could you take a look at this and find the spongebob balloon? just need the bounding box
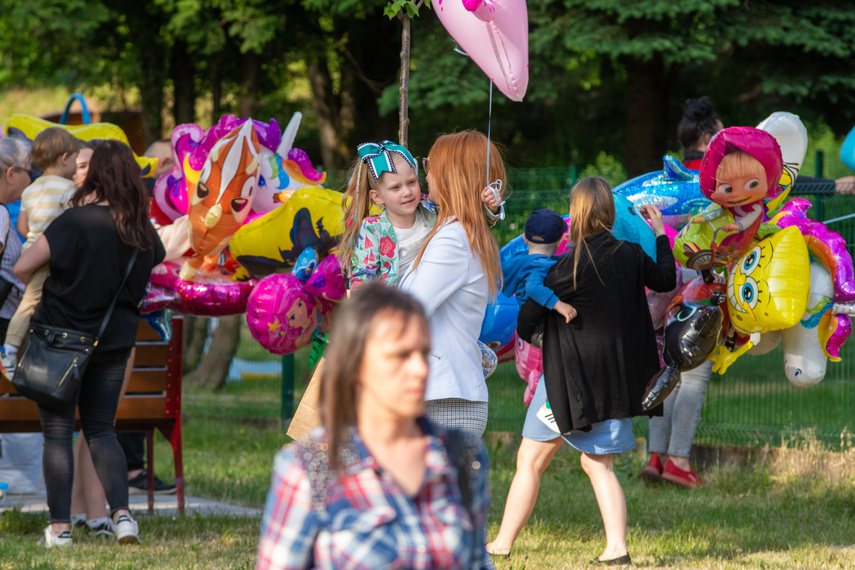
[727,226,810,335]
[181,121,261,281]
[710,226,811,373]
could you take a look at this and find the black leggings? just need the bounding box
[37,348,132,523]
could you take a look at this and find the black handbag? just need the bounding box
[12,250,138,409]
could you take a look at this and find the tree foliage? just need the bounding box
[1,0,853,174]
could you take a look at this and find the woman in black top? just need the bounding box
[15,140,165,547]
[488,177,674,565]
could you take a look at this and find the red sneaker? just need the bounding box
[661,458,704,488]
[640,452,663,482]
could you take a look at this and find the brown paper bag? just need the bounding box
[286,358,324,440]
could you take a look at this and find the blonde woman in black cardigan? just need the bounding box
[488,177,675,566]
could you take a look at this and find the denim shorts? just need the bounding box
[522,375,636,455]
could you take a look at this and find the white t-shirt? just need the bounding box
[393,209,432,277]
[0,207,24,320]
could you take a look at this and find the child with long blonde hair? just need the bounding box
[338,140,501,289]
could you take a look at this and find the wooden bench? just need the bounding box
[0,317,185,515]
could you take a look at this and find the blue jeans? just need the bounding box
[647,361,713,458]
[37,348,132,523]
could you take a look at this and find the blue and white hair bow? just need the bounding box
[357,140,417,182]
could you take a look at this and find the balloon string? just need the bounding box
[486,79,493,187]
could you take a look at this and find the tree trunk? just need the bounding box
[182,316,210,375]
[184,315,242,390]
[623,54,669,178]
[117,0,168,146]
[172,39,196,125]
[238,51,260,118]
[137,52,166,145]
[211,63,223,124]
[398,12,412,147]
[307,55,345,170]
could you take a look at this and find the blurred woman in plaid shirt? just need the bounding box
[256,282,493,570]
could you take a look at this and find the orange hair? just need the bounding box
[414,130,504,298]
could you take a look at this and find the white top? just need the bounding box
[400,220,489,403]
[0,207,24,319]
[393,209,432,277]
[21,175,76,251]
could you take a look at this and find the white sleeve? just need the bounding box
[400,226,468,317]
[0,207,10,251]
[154,215,191,263]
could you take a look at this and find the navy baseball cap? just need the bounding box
[525,208,566,243]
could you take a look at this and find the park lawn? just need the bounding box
[2,417,855,568]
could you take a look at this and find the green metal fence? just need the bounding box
[182,168,855,448]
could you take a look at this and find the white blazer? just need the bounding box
[400,220,489,403]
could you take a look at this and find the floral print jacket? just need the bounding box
[350,196,438,288]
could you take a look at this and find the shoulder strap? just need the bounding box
[95,249,139,342]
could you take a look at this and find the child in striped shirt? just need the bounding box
[2,128,79,372]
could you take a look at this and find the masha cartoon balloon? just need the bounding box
[674,127,783,271]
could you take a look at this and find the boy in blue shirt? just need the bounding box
[502,208,576,322]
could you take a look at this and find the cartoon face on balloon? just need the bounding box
[710,159,768,209]
[246,273,332,355]
[181,121,262,281]
[191,121,260,229]
[727,226,810,335]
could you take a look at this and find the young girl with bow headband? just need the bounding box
[339,140,502,289]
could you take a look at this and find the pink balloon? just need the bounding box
[515,336,542,406]
[304,254,346,302]
[153,123,205,221]
[246,274,333,355]
[149,261,254,316]
[776,198,855,302]
[139,283,179,314]
[435,0,529,101]
[172,277,254,316]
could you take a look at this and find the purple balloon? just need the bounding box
[775,199,855,303]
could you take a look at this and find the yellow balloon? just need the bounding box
[229,186,346,281]
[727,226,810,335]
[4,114,158,177]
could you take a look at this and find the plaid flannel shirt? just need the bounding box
[256,419,490,570]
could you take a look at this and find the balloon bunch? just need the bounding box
[152,113,325,223]
[140,113,351,356]
[641,113,855,408]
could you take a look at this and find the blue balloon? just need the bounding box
[612,194,657,260]
[480,291,519,346]
[292,247,319,281]
[612,155,708,229]
[841,125,855,173]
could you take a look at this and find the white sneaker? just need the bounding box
[87,518,116,538]
[114,514,141,545]
[41,525,72,547]
[0,353,15,380]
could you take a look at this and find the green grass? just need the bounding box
[4,418,855,568]
[485,437,855,569]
